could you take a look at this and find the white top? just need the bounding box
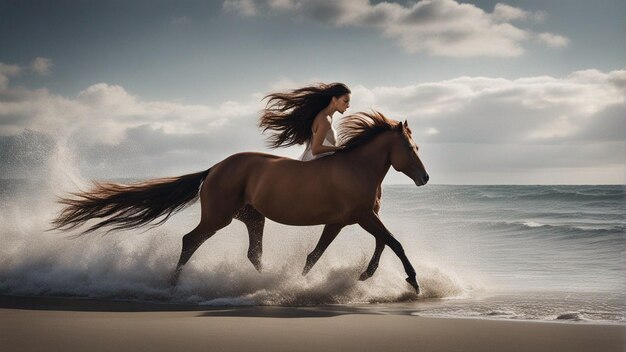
[299,125,337,161]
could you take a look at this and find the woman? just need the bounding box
[259,82,351,161]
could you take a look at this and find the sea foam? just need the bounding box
[0,138,475,305]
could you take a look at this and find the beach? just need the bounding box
[1,296,624,352]
[2,184,624,351]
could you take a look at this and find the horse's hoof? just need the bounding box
[406,277,420,294]
[169,272,180,287]
[358,272,370,281]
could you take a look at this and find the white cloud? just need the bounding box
[349,69,625,183]
[492,3,529,21]
[1,60,623,183]
[492,3,544,22]
[30,57,53,75]
[351,69,625,145]
[223,0,258,16]
[223,0,569,57]
[0,58,53,88]
[0,63,21,77]
[0,68,265,178]
[537,32,570,48]
[0,63,21,88]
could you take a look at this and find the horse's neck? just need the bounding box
[345,132,393,186]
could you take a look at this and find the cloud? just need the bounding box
[0,60,623,183]
[537,32,570,48]
[350,69,625,145]
[30,57,53,75]
[492,3,544,22]
[223,0,569,57]
[0,63,21,76]
[0,68,266,179]
[0,58,53,88]
[349,69,625,183]
[223,0,259,16]
[492,3,529,21]
[0,63,21,88]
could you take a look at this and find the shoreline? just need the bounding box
[1,295,624,352]
[1,294,624,324]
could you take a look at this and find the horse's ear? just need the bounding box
[396,120,408,133]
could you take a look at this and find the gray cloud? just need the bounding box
[223,0,569,57]
[30,57,53,75]
[0,63,21,89]
[574,103,626,142]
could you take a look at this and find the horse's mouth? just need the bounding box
[414,173,429,186]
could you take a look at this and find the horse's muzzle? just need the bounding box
[414,172,429,186]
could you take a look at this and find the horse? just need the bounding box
[52,111,429,293]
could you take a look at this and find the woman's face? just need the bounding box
[334,94,351,114]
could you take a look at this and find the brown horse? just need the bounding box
[52,111,429,293]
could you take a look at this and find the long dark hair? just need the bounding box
[259,82,351,148]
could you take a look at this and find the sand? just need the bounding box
[1,295,624,352]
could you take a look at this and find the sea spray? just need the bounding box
[1,138,474,304]
[1,209,474,304]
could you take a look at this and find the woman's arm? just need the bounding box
[311,116,343,155]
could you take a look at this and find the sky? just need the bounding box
[0,0,624,184]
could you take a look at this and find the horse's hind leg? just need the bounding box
[359,238,384,281]
[234,204,265,272]
[302,223,344,276]
[359,184,385,281]
[170,198,240,286]
[169,222,216,286]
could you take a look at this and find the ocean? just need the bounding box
[0,179,624,323]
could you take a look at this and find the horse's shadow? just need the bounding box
[0,295,418,318]
[196,305,380,318]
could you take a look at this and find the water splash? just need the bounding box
[0,141,475,305]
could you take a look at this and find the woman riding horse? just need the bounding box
[52,110,429,293]
[260,82,386,279]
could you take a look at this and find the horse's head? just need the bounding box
[390,120,429,186]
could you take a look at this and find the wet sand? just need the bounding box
[0,295,624,352]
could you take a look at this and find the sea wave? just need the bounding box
[478,219,625,240]
[474,186,625,202]
[408,292,626,324]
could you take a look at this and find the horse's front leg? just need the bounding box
[302,223,344,276]
[357,212,419,294]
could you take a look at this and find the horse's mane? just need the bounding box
[338,110,399,150]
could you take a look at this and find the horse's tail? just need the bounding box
[51,168,212,235]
